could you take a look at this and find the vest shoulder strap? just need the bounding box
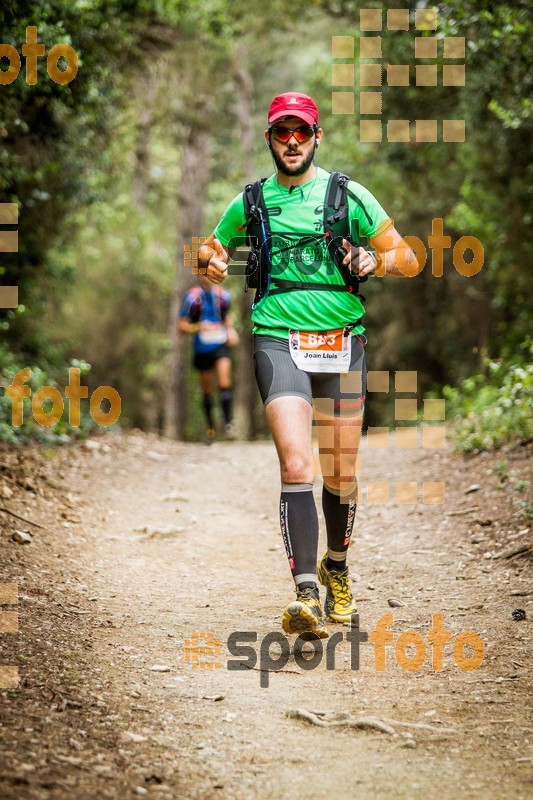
[323,172,364,293]
[242,172,374,301]
[243,179,270,300]
[243,179,269,242]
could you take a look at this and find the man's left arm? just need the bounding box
[342,223,419,279]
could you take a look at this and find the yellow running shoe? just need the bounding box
[281,587,329,639]
[317,553,357,623]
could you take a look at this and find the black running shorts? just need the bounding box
[193,344,231,372]
[253,334,367,417]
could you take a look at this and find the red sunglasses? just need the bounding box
[270,124,316,143]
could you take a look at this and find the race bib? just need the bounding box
[198,324,227,346]
[289,328,352,373]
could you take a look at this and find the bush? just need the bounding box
[444,340,533,452]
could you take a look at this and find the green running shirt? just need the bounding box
[214,167,390,340]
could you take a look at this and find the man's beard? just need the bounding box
[272,146,315,177]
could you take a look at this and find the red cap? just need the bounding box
[267,92,319,128]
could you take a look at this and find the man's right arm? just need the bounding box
[198,234,232,284]
[198,191,247,284]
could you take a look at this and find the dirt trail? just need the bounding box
[0,432,531,799]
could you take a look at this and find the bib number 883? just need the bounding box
[307,333,336,347]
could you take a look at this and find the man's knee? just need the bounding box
[280,454,313,484]
[324,477,358,500]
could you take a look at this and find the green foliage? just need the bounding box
[0,0,179,439]
[495,459,509,484]
[0,0,167,352]
[1,0,531,440]
[308,0,532,430]
[443,341,533,452]
[51,190,175,430]
[513,495,533,521]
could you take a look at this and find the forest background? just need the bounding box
[0,0,531,449]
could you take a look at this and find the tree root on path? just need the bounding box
[287,709,458,736]
[286,709,395,734]
[383,718,458,734]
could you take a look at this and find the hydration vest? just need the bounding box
[243,172,374,304]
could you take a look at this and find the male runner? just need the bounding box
[199,92,417,636]
[179,274,238,443]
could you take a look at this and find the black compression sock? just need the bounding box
[202,393,214,429]
[322,483,358,571]
[297,581,319,596]
[220,388,233,425]
[326,557,346,571]
[279,483,319,586]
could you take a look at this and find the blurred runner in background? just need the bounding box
[179,275,239,443]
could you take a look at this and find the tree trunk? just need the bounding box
[233,62,262,439]
[164,126,212,440]
[132,105,152,212]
